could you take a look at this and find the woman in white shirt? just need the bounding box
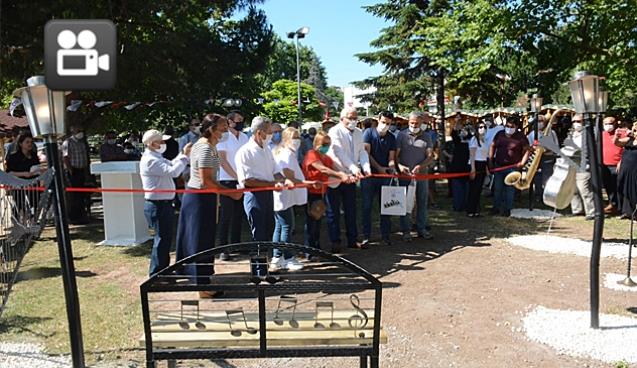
[270,127,310,272]
[467,122,490,217]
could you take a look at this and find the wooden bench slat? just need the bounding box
[141,328,388,348]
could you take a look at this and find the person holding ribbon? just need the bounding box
[361,111,397,246]
[139,129,191,277]
[396,111,435,241]
[175,114,241,298]
[216,110,249,261]
[326,107,371,252]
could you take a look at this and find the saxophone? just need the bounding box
[504,110,558,190]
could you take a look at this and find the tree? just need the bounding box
[262,79,322,123]
[260,36,328,93]
[0,0,274,132]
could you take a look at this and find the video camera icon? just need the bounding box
[56,29,109,76]
[45,20,116,90]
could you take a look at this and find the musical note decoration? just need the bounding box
[273,295,298,327]
[179,300,206,330]
[313,301,340,329]
[347,294,369,330]
[226,308,258,337]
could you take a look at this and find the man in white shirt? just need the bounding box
[326,107,372,251]
[140,129,191,276]
[216,111,249,260]
[235,116,294,242]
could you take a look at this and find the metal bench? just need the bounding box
[140,242,385,368]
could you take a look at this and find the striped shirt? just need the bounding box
[187,140,220,189]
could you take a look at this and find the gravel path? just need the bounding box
[0,342,70,368]
[604,272,637,292]
[523,306,637,364]
[510,208,561,220]
[507,234,630,259]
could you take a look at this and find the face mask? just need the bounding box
[478,127,486,134]
[505,127,516,135]
[389,125,397,132]
[421,124,429,131]
[347,120,357,130]
[538,123,545,130]
[604,124,614,133]
[408,126,420,134]
[460,130,468,138]
[291,138,302,151]
[219,132,229,142]
[272,131,282,144]
[193,127,201,135]
[234,122,244,132]
[376,123,389,134]
[74,132,84,140]
[318,145,330,154]
[572,123,583,131]
[157,144,167,154]
[264,133,273,146]
[124,149,132,154]
[106,139,116,145]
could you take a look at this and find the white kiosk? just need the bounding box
[90,161,151,246]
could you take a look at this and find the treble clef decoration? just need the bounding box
[347,294,368,329]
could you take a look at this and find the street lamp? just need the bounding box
[529,94,543,211]
[287,26,310,121]
[568,71,605,329]
[14,76,85,366]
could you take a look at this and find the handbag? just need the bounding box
[380,178,407,216]
[405,179,417,214]
[308,196,327,220]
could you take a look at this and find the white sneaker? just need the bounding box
[269,257,286,272]
[285,257,304,271]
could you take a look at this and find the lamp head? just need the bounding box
[297,26,310,35]
[568,71,599,114]
[13,75,68,138]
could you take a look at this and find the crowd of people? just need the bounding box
[3,105,637,298]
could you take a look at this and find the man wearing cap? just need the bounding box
[140,129,191,276]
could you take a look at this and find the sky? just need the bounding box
[252,0,390,88]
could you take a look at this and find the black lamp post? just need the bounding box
[568,71,605,329]
[529,94,543,211]
[287,26,310,121]
[14,76,85,366]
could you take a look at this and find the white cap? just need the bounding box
[142,129,171,145]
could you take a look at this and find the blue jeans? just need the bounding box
[326,183,358,247]
[273,207,295,259]
[399,179,428,234]
[144,200,175,276]
[494,167,515,212]
[361,177,391,239]
[450,177,469,211]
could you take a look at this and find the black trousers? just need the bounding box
[602,165,619,208]
[67,167,89,222]
[217,180,244,245]
[467,161,487,214]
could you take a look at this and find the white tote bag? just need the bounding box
[405,179,417,214]
[380,179,407,216]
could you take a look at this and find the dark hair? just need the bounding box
[164,126,175,136]
[16,132,33,148]
[227,110,243,121]
[379,111,394,119]
[362,118,375,130]
[201,113,227,138]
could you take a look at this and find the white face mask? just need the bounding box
[538,122,545,130]
[291,138,302,151]
[572,122,583,131]
[347,119,357,130]
[218,132,229,142]
[408,126,420,134]
[376,123,389,134]
[264,133,273,146]
[157,143,167,154]
[478,127,486,134]
[106,139,116,145]
[505,127,516,135]
[604,124,615,133]
[193,127,201,135]
[74,132,84,140]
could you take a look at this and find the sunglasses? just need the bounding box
[478,125,486,128]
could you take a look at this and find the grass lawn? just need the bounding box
[1,183,636,365]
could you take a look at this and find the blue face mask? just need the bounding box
[272,131,282,144]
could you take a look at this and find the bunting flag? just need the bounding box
[67,100,83,112]
[94,101,113,108]
[9,97,22,116]
[124,102,141,110]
